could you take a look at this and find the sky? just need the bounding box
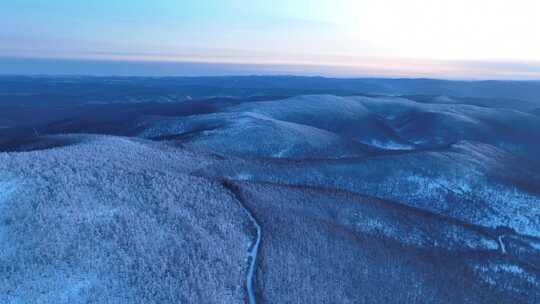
[1,0,539,79]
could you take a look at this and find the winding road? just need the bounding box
[245,205,262,304]
[222,181,262,304]
[498,235,507,254]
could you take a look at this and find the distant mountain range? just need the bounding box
[1,75,540,105]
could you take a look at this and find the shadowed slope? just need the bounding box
[227,181,540,304]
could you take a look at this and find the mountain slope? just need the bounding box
[0,135,253,303]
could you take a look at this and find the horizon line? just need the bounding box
[1,55,540,81]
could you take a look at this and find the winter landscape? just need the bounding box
[2,0,540,303]
[0,76,539,303]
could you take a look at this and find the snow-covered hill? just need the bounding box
[1,88,539,303]
[0,135,252,303]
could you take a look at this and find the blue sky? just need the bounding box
[1,1,334,59]
[1,0,539,79]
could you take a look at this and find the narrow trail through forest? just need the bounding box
[222,181,262,304]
